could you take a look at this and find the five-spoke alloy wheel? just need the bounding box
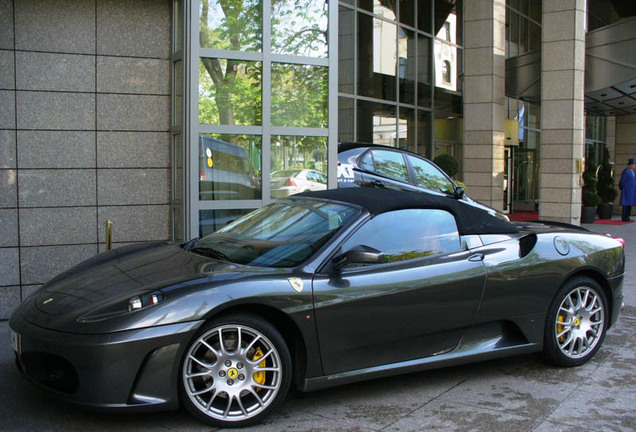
[180,314,291,427]
[544,277,608,367]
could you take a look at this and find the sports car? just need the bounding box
[8,188,625,428]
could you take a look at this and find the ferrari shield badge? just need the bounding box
[287,278,304,293]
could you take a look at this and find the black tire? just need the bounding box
[179,313,292,428]
[543,277,608,367]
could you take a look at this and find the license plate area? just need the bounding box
[9,327,21,355]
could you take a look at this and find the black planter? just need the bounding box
[597,203,614,220]
[581,206,596,224]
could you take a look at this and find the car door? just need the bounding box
[358,149,419,192]
[312,209,486,375]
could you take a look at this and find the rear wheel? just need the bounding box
[543,277,608,367]
[179,314,291,427]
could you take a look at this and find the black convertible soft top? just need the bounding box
[296,187,518,235]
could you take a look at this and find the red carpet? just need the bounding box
[509,212,633,225]
[593,219,634,225]
[508,211,539,221]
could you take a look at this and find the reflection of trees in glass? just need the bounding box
[375,159,408,181]
[412,166,454,193]
[199,0,263,126]
[272,136,327,174]
[199,60,262,126]
[199,0,262,51]
[272,0,328,57]
[272,64,328,128]
[384,249,435,262]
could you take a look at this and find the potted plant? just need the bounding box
[596,146,618,220]
[434,153,465,193]
[433,153,459,179]
[581,159,601,223]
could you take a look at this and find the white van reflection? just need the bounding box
[199,136,259,200]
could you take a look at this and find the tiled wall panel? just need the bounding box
[0,0,172,319]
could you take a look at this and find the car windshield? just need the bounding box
[191,199,361,267]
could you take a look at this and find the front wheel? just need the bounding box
[543,277,608,367]
[179,314,292,428]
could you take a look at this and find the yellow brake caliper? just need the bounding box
[557,315,565,342]
[252,347,267,387]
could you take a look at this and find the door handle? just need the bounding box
[370,180,385,188]
[468,253,485,262]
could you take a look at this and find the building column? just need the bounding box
[462,0,506,211]
[539,0,587,224]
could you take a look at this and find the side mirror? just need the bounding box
[454,186,465,199]
[332,245,384,271]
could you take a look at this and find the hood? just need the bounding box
[19,242,283,331]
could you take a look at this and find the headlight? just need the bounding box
[78,291,165,322]
[128,293,164,311]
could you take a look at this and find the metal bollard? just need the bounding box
[105,220,113,250]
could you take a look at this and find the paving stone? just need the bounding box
[285,368,465,429]
[546,384,636,432]
[439,372,578,419]
[390,399,538,432]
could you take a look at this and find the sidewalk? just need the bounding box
[1,221,634,432]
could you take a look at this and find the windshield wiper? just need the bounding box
[190,246,232,262]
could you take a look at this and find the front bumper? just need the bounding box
[9,313,204,411]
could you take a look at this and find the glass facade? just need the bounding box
[174,1,465,238]
[504,0,541,213]
[174,0,336,239]
[585,116,607,165]
[338,1,463,159]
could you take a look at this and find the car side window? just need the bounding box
[365,150,409,182]
[340,209,461,264]
[359,152,374,171]
[407,155,456,194]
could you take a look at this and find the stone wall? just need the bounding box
[0,0,172,319]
